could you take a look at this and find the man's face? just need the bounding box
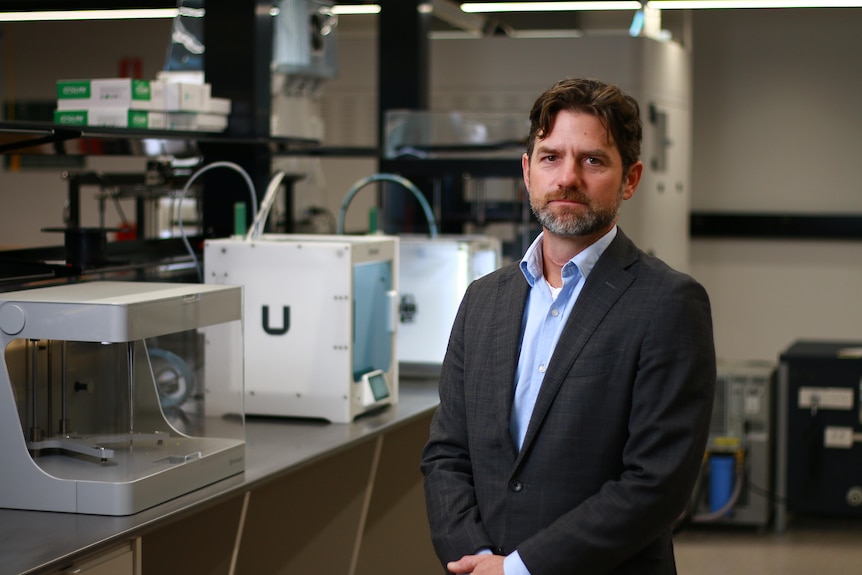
[522,109,641,239]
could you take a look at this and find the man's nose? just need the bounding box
[558,159,583,188]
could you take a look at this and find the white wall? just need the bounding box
[688,8,862,362]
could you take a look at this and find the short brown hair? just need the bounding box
[526,78,642,173]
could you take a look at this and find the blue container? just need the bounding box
[709,455,735,515]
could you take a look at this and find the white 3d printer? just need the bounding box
[0,281,245,515]
[337,173,502,375]
[205,233,399,423]
[204,170,399,424]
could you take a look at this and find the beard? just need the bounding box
[530,185,624,237]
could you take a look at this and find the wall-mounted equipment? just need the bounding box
[776,341,862,532]
[271,0,338,140]
[0,281,245,515]
[272,0,338,80]
[204,234,399,423]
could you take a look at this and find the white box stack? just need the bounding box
[54,76,231,132]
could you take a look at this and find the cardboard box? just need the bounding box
[164,82,211,112]
[54,108,167,129]
[207,97,232,115]
[56,78,164,110]
[165,112,228,132]
[56,78,222,113]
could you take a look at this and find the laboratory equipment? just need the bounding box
[0,281,245,515]
[687,360,775,528]
[776,340,862,532]
[271,0,338,140]
[336,173,503,374]
[398,234,501,374]
[204,233,398,423]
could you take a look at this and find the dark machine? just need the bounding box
[776,340,862,532]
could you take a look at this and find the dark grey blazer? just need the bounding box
[421,229,716,575]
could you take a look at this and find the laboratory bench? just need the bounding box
[0,378,442,575]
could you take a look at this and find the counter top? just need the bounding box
[0,379,440,575]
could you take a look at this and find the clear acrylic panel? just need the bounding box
[0,281,244,515]
[384,109,530,159]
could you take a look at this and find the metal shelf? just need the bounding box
[0,121,341,157]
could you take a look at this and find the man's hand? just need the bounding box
[447,554,505,574]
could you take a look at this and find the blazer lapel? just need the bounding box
[492,264,530,460]
[515,231,639,463]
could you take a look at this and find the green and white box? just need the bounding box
[54,108,167,129]
[166,112,228,132]
[164,82,211,112]
[56,78,165,110]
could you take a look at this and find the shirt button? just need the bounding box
[551,308,559,317]
[509,480,523,492]
[538,364,546,373]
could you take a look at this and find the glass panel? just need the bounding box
[352,260,393,381]
[6,323,243,485]
[384,110,530,159]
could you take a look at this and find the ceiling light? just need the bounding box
[0,9,180,22]
[461,2,642,12]
[332,4,382,14]
[647,0,862,7]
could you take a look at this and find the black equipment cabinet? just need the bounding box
[776,340,862,531]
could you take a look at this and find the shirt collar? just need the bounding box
[519,226,618,287]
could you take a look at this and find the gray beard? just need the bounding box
[532,203,618,236]
[530,188,623,237]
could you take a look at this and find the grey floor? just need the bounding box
[674,516,862,574]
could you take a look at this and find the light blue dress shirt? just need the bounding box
[502,226,617,575]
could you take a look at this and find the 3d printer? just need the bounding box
[204,234,399,423]
[0,281,245,516]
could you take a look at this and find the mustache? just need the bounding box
[546,188,591,204]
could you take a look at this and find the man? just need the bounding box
[420,77,716,575]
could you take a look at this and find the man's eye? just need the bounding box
[542,155,557,162]
[585,157,602,166]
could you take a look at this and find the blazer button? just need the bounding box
[509,480,523,492]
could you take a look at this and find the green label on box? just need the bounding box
[128,110,150,128]
[54,110,87,125]
[57,81,91,99]
[131,79,151,101]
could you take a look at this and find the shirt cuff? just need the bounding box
[504,551,531,575]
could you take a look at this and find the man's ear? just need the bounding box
[622,160,644,200]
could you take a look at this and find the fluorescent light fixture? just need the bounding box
[0,5,383,21]
[0,9,179,22]
[332,4,382,14]
[461,2,642,12]
[647,0,862,6]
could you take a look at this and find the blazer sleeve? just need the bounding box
[420,277,497,565]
